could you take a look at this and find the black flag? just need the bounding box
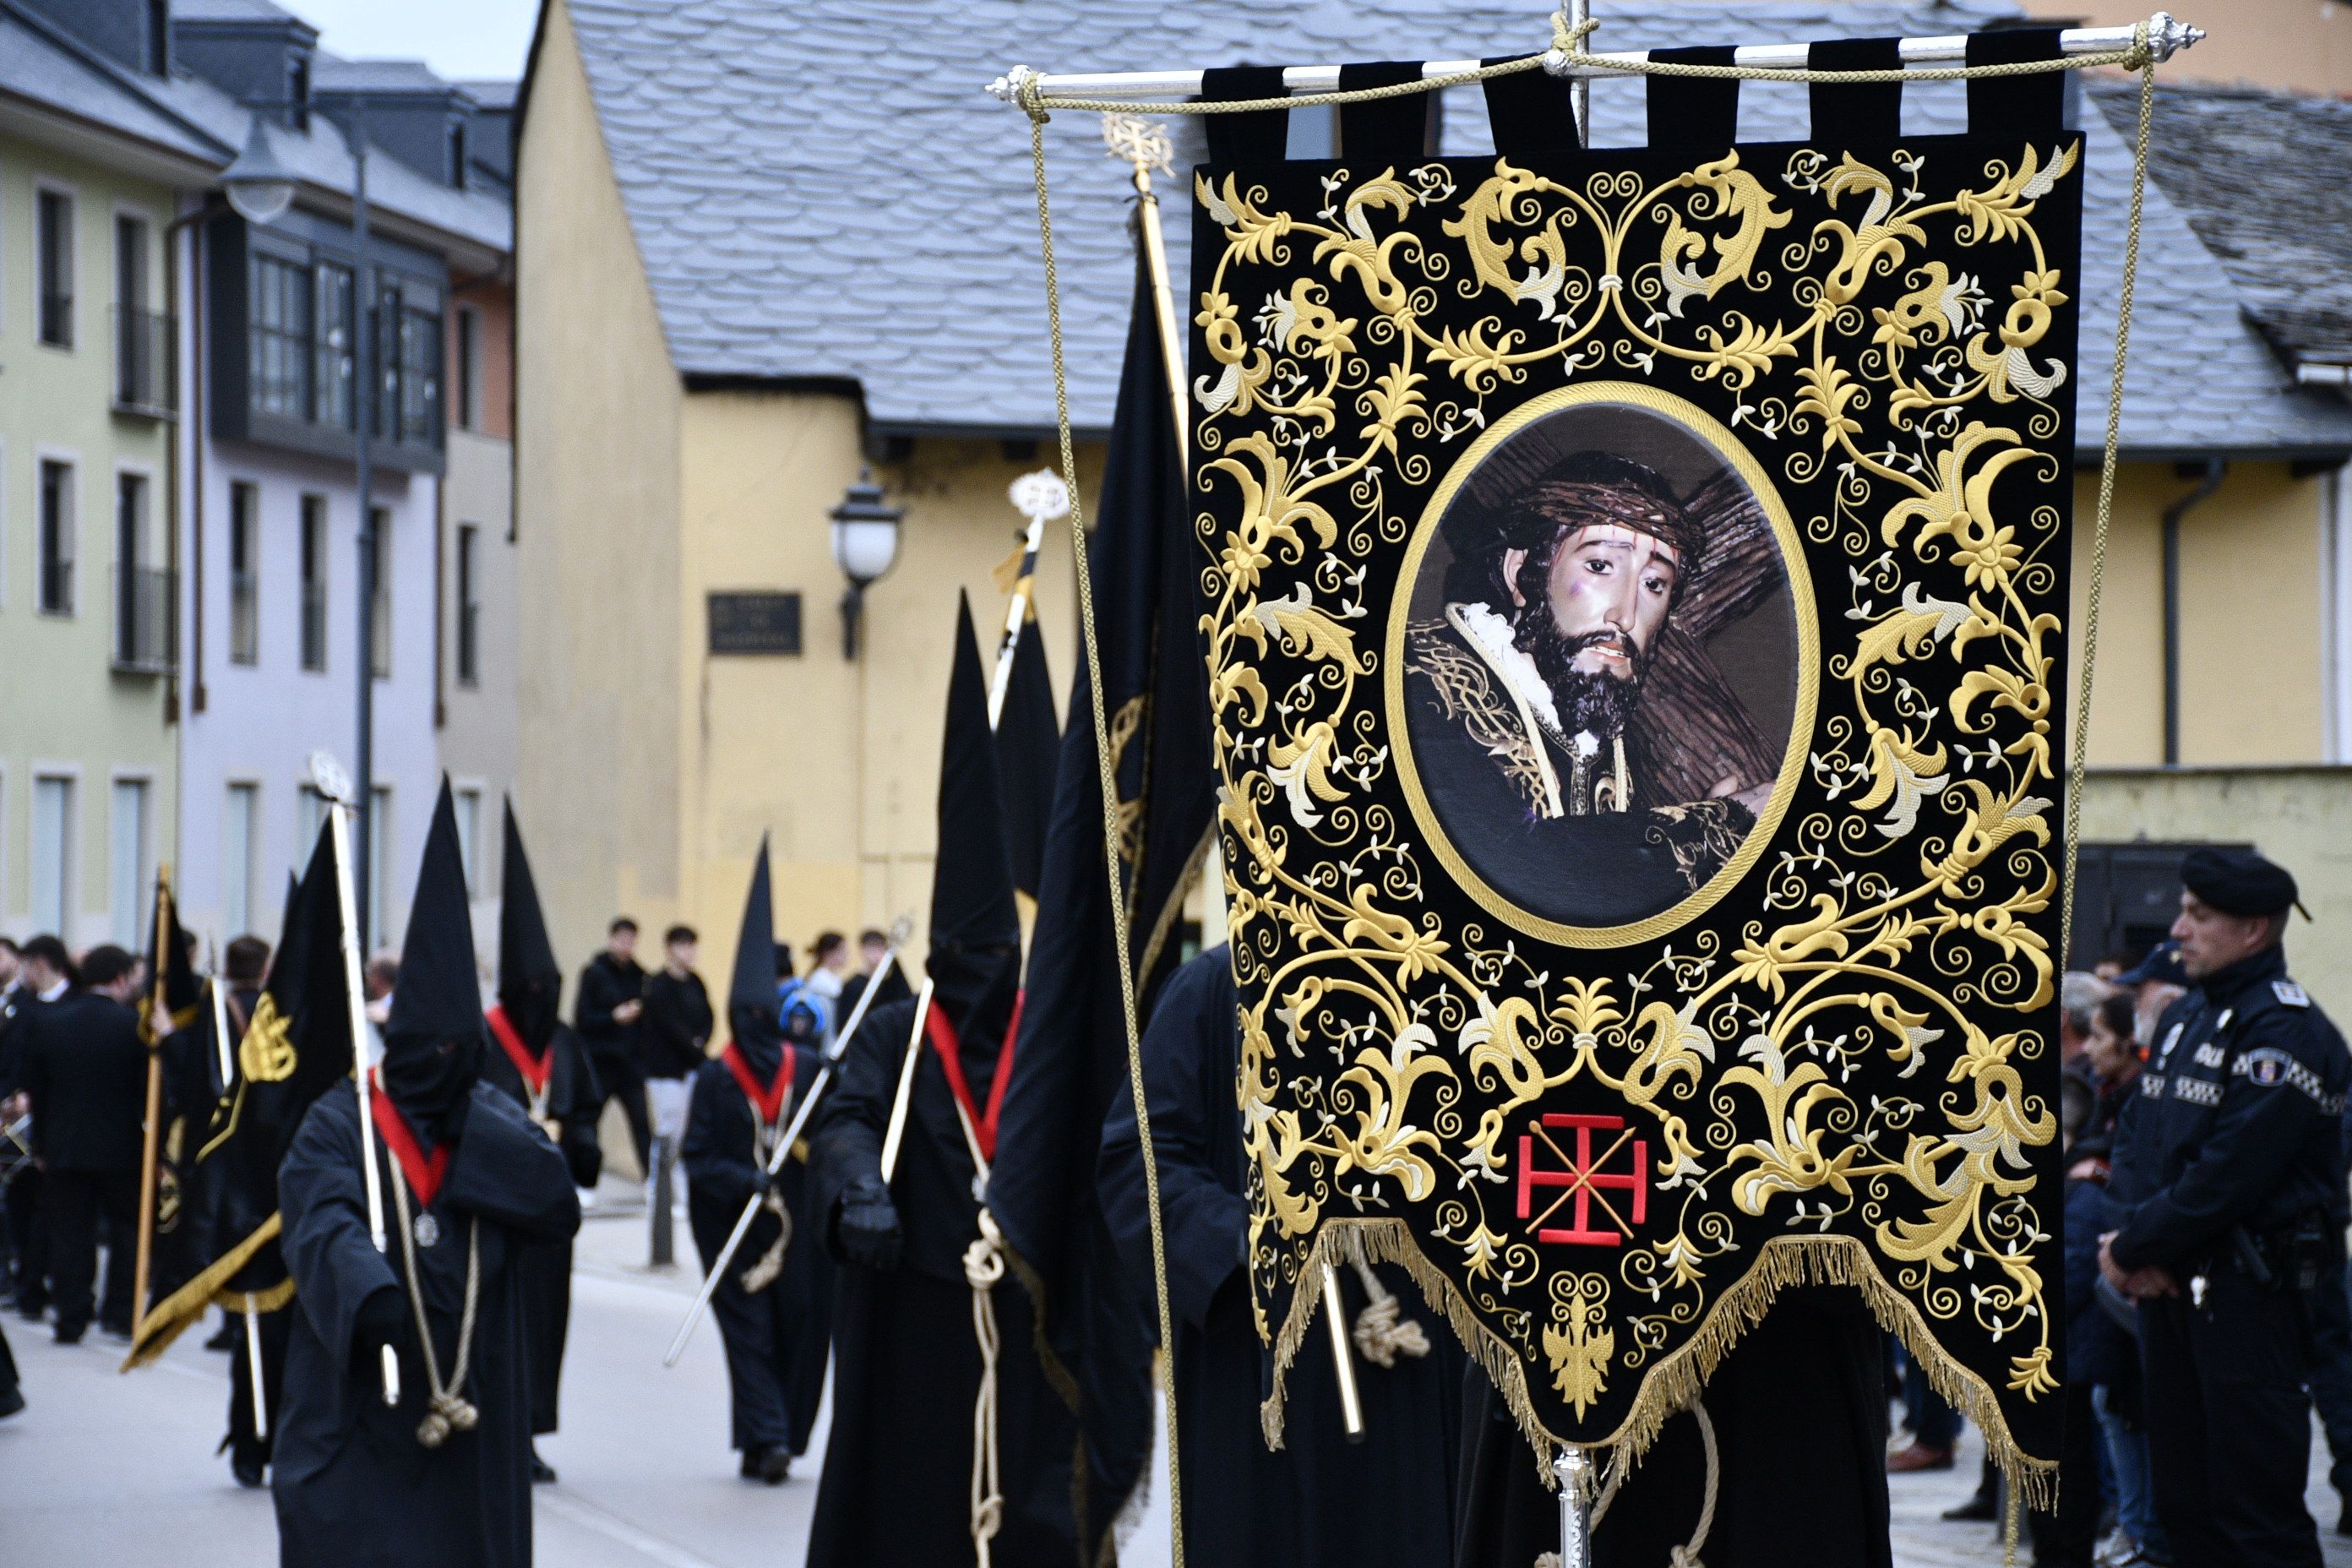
[986,241,1217,1555]
[994,615,1061,901]
[140,872,210,1302]
[125,826,353,1365]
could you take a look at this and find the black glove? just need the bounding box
[351,1286,417,1385]
[837,1173,902,1271]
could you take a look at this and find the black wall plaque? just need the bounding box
[707,591,803,656]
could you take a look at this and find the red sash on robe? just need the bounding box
[368,1070,451,1207]
[722,1042,796,1127]
[923,991,1022,1164]
[485,1004,553,1098]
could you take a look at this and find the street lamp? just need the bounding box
[225,98,385,947]
[830,470,903,660]
[220,119,297,225]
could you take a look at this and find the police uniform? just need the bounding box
[2107,849,2349,1568]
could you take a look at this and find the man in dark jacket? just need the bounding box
[18,943,149,1342]
[477,803,604,1483]
[682,838,830,1482]
[1102,945,1463,1566]
[640,926,711,1211]
[271,781,580,1568]
[574,917,650,1174]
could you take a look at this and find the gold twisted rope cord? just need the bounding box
[1019,19,2160,1566]
[1026,109,1190,1568]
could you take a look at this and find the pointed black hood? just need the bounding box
[928,593,1022,1039]
[497,799,563,1052]
[383,779,485,1141]
[727,836,784,1079]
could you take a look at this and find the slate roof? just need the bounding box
[2093,79,2352,373]
[548,0,2352,458]
[0,0,509,258]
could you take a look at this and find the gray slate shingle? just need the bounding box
[559,0,2352,457]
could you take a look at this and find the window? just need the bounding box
[287,56,310,130]
[35,188,72,348]
[455,523,481,686]
[373,283,401,441]
[448,122,469,190]
[114,213,162,411]
[296,783,325,861]
[315,264,356,430]
[110,778,150,948]
[31,776,74,937]
[37,459,74,615]
[251,253,313,419]
[225,783,259,939]
[230,482,259,665]
[114,471,166,671]
[455,787,481,896]
[368,506,391,678]
[367,785,391,945]
[454,307,479,431]
[299,494,328,672]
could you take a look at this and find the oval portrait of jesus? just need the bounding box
[1386,384,1816,945]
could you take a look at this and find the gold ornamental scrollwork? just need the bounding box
[1194,141,2077,1479]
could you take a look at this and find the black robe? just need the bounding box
[476,1021,604,1436]
[680,1042,831,1456]
[1102,947,1462,1567]
[1453,1286,1891,1568]
[806,994,1076,1567]
[272,1081,580,1568]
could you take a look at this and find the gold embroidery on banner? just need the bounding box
[1404,618,1552,814]
[1195,144,2077,1480]
[239,994,297,1085]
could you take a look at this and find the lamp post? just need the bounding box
[830,470,904,661]
[224,102,382,947]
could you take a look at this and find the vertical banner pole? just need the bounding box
[244,1306,270,1440]
[130,869,172,1339]
[1556,1448,1593,1567]
[323,781,400,1407]
[1320,1262,1364,1442]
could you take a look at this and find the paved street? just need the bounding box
[3,1191,2347,1567]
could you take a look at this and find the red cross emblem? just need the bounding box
[1516,1113,1647,1247]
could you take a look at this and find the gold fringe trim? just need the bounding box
[1257,1218,2059,1514]
[1134,822,1217,992]
[119,1211,286,1373]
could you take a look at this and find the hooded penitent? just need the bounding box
[727,837,786,1086]
[927,592,1023,1055]
[382,781,486,1146]
[494,802,563,1056]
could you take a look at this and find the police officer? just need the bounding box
[2101,847,2349,1568]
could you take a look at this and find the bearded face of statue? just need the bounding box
[1504,520,1681,739]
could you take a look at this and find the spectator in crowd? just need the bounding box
[836,928,911,1024]
[2115,941,2186,1048]
[577,917,652,1176]
[17,944,148,1343]
[2082,989,2169,1568]
[362,952,399,1029]
[0,936,73,1322]
[804,931,848,1043]
[641,925,712,1210]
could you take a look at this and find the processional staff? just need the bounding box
[312,752,400,1406]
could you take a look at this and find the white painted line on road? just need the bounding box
[539,1488,727,1568]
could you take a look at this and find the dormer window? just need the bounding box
[287,55,310,130]
[449,122,468,190]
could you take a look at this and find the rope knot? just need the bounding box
[1349,1282,1433,1367]
[1544,13,1598,76]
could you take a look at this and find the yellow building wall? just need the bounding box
[675,390,1099,977]
[2065,461,2328,769]
[514,0,687,977]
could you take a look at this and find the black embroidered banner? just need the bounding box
[1189,52,2081,1482]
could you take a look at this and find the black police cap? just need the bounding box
[2180,847,2300,918]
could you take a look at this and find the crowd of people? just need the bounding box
[1,724,2347,1568]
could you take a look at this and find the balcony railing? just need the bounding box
[112,564,177,674]
[112,306,177,418]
